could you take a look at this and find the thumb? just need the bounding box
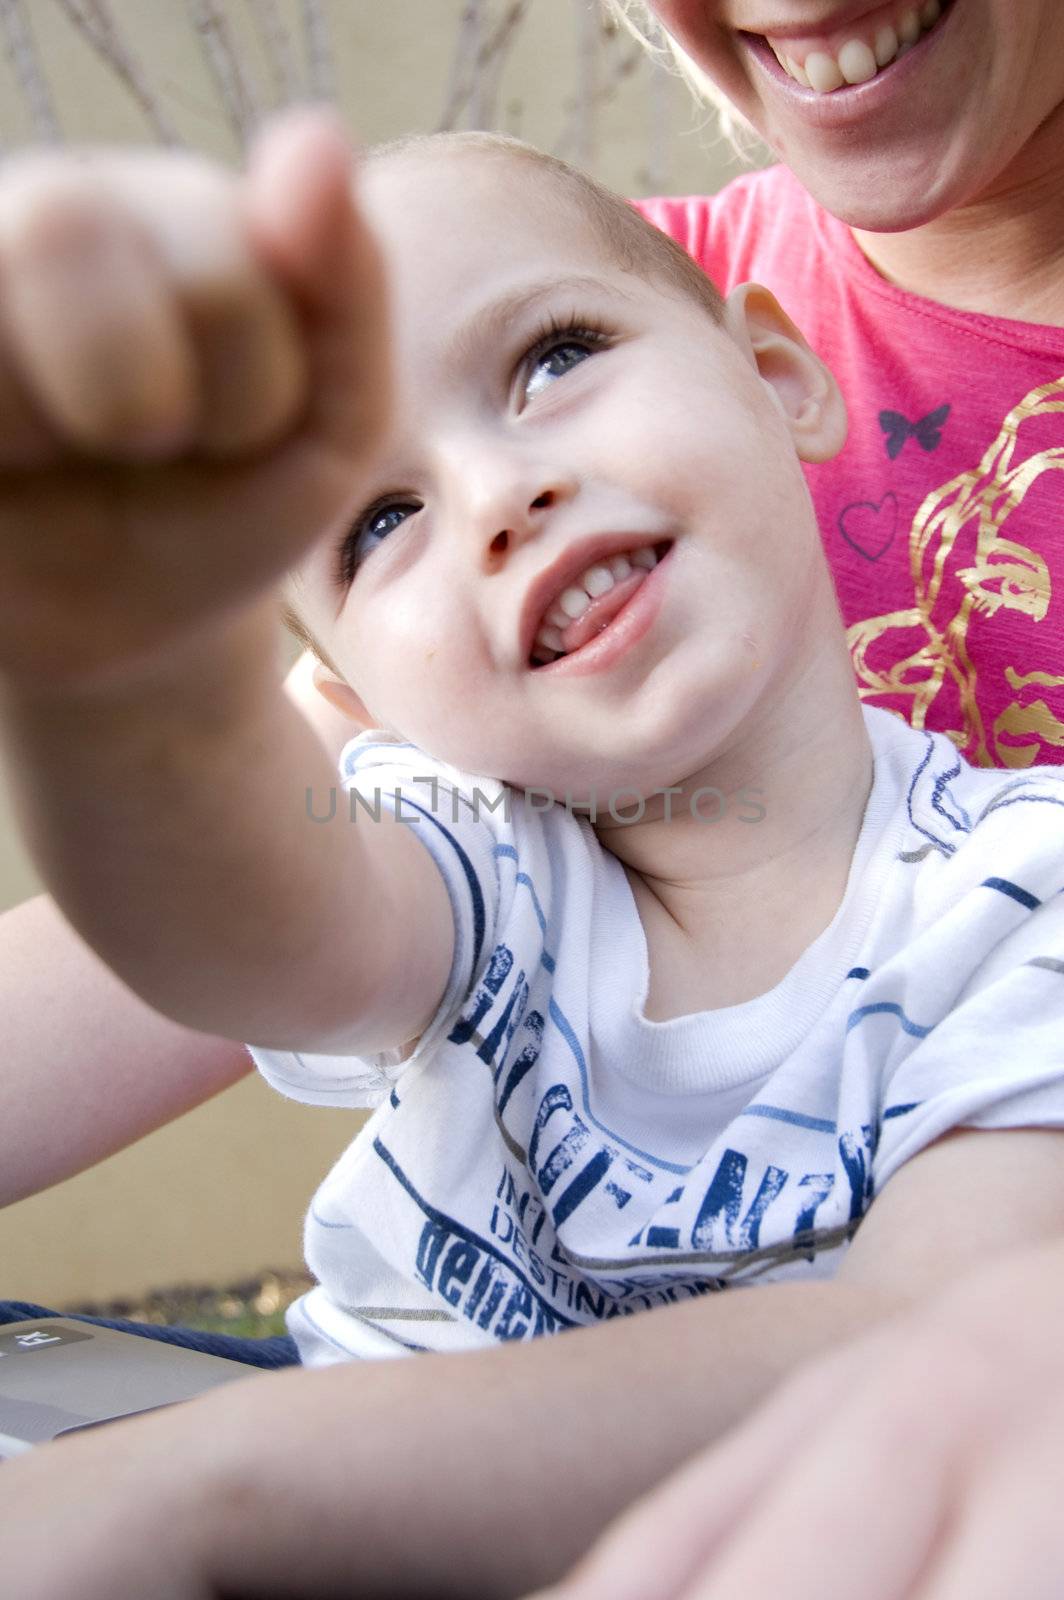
[243,106,389,458]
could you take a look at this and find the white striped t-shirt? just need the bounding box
[250,706,1064,1366]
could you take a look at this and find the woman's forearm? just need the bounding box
[0,894,250,1206]
[194,1278,897,1598]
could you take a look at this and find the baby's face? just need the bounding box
[295,150,826,799]
[649,1,1064,231]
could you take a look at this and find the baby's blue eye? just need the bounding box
[524,337,597,400]
[364,503,417,544]
[340,501,419,585]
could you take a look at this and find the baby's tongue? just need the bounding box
[558,570,647,655]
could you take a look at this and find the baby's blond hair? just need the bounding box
[367,129,726,325]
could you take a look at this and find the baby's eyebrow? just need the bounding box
[443,273,631,369]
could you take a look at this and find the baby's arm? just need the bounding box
[0,654,350,1208]
[0,117,451,1058]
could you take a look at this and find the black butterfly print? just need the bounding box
[878,403,951,460]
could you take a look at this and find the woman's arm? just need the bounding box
[535,1231,1064,1600]
[2,1127,1062,1597]
[0,893,252,1208]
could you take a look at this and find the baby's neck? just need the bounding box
[600,650,874,1018]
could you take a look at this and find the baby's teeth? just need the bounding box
[541,548,656,646]
[582,563,615,598]
[874,23,899,65]
[898,7,920,44]
[919,0,940,24]
[559,586,591,619]
[805,50,844,93]
[837,38,877,83]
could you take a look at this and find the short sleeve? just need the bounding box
[249,734,509,1110]
[871,793,1064,1186]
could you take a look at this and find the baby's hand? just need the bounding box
[0,109,385,692]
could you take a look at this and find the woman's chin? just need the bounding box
[775,141,984,235]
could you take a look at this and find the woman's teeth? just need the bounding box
[531,544,660,664]
[769,0,942,92]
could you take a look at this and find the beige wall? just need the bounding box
[0,0,760,1304]
[3,1074,364,1305]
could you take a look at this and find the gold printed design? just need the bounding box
[992,699,1064,767]
[847,378,1064,767]
[1004,666,1064,690]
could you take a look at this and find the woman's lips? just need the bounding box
[753,0,946,90]
[739,1,956,125]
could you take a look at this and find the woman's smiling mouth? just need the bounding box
[746,0,952,92]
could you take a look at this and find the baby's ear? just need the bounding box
[282,650,374,762]
[310,664,375,728]
[724,283,846,463]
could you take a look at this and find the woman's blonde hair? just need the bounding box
[601,0,753,150]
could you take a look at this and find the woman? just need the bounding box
[622,0,1064,772]
[535,4,1064,1595]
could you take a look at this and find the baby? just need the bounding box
[1,114,1063,1380]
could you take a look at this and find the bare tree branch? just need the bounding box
[0,0,61,142]
[571,0,598,168]
[186,0,261,143]
[439,0,483,131]
[475,1,521,129]
[644,48,670,193]
[468,2,491,127]
[300,0,334,102]
[437,0,531,132]
[248,0,302,108]
[52,0,182,145]
[554,24,643,160]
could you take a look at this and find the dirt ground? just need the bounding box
[64,1268,315,1338]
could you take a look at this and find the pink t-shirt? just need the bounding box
[638,167,1064,769]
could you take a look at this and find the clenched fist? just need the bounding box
[0,108,387,692]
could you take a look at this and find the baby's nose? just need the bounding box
[487,489,557,557]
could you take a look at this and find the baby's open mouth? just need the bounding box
[754,0,950,92]
[529,541,672,666]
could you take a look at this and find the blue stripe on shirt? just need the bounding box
[397,795,487,974]
[372,1137,578,1328]
[741,1104,837,1135]
[547,999,692,1176]
[846,1001,933,1039]
[983,876,1041,912]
